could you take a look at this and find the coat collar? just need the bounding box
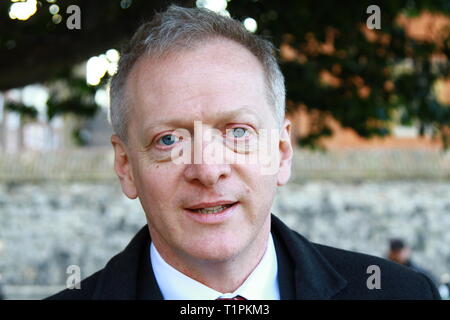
[271,215,347,299]
[92,225,162,300]
[92,214,347,299]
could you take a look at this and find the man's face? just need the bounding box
[112,38,292,263]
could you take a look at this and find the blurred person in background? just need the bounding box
[387,238,439,288]
[438,274,450,300]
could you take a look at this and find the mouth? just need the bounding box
[183,201,239,224]
[186,202,237,214]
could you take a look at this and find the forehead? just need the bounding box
[126,39,273,136]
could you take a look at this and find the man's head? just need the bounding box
[110,5,286,143]
[110,5,293,265]
[388,238,412,264]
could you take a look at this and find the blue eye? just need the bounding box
[231,127,248,138]
[158,134,179,146]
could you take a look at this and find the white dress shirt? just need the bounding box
[150,232,280,300]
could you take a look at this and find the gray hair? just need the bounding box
[109,4,285,142]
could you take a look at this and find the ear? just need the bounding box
[111,134,138,199]
[277,119,294,186]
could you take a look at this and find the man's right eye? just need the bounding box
[156,134,180,147]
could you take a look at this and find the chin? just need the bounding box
[185,237,246,262]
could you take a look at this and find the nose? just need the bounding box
[184,162,231,187]
[183,131,231,186]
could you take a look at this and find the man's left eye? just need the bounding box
[228,127,249,139]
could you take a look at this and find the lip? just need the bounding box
[183,201,239,224]
[185,200,237,210]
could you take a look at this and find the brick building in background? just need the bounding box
[287,107,444,151]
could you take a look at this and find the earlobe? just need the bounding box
[277,119,294,186]
[111,135,138,199]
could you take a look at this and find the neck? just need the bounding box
[150,217,271,293]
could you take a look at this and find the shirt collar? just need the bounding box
[150,233,280,300]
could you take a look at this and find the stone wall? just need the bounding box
[273,181,450,277]
[0,149,449,299]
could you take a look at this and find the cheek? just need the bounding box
[237,164,278,206]
[134,164,180,211]
[256,173,277,212]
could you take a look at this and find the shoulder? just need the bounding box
[45,270,103,300]
[271,214,440,299]
[45,225,151,300]
[312,241,440,299]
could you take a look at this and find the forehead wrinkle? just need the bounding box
[132,39,266,100]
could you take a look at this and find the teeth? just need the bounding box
[193,204,233,214]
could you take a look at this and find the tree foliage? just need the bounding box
[228,0,450,148]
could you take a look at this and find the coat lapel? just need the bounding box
[271,214,348,299]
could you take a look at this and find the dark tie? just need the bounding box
[216,295,247,300]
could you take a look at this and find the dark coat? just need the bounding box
[46,214,440,300]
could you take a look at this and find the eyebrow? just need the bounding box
[141,105,262,137]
